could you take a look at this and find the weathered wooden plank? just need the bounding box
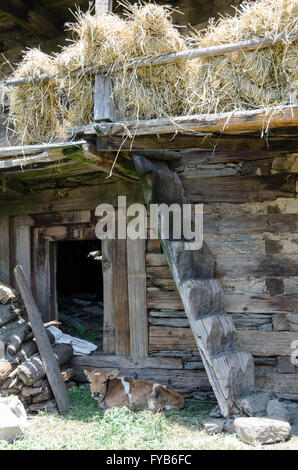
[147,289,183,310]
[97,132,298,152]
[32,228,51,321]
[77,105,298,137]
[15,265,71,412]
[113,238,130,355]
[149,326,298,357]
[215,254,298,278]
[183,174,296,203]
[11,216,33,289]
[225,294,298,314]
[149,326,195,351]
[0,181,144,216]
[94,0,114,122]
[0,140,87,158]
[32,210,91,226]
[73,366,211,394]
[127,237,148,357]
[102,238,115,354]
[69,354,183,370]
[255,373,298,396]
[204,213,298,235]
[0,216,10,284]
[238,330,298,357]
[147,287,298,315]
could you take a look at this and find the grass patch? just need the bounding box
[0,387,297,450]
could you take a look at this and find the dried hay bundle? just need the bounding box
[6,0,298,144]
[187,0,298,115]
[112,2,188,120]
[7,49,66,144]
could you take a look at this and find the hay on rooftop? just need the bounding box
[6,0,298,145]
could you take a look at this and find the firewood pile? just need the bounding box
[0,283,75,412]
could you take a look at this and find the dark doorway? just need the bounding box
[56,240,103,350]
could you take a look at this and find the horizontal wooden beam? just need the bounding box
[71,105,298,138]
[0,180,143,216]
[0,140,87,159]
[149,326,298,357]
[5,34,295,87]
[0,152,66,170]
[96,129,298,152]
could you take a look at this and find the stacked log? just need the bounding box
[0,282,75,412]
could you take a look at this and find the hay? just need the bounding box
[187,0,298,115]
[6,0,298,144]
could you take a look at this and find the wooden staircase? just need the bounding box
[133,155,256,417]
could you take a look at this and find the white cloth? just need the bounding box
[48,326,97,356]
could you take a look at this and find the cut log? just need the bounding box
[13,330,55,364]
[21,368,74,398]
[0,319,28,346]
[0,361,16,381]
[0,304,19,327]
[6,322,31,356]
[29,399,58,413]
[15,265,72,412]
[17,343,73,386]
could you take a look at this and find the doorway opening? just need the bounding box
[56,240,103,351]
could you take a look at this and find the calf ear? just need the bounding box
[107,369,119,380]
[84,369,91,381]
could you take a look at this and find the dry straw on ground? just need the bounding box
[6,0,298,144]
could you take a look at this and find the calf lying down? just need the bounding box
[84,369,185,413]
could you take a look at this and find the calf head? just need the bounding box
[84,369,119,400]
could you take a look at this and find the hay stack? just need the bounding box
[7,49,67,144]
[186,0,298,115]
[6,0,298,145]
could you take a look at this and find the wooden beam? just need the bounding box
[94,0,114,122]
[0,176,27,196]
[0,140,87,159]
[0,152,66,170]
[0,181,144,217]
[11,215,33,290]
[70,105,298,138]
[102,238,115,354]
[96,130,298,152]
[5,33,296,87]
[70,354,182,370]
[0,216,10,285]
[127,237,148,357]
[113,238,130,355]
[14,265,71,412]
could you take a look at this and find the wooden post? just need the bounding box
[113,238,130,355]
[14,265,71,412]
[102,238,115,354]
[11,215,33,289]
[0,216,10,285]
[127,237,148,357]
[94,0,114,122]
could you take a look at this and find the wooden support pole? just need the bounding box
[94,0,114,122]
[0,216,10,285]
[14,265,71,412]
[127,236,148,357]
[5,34,296,88]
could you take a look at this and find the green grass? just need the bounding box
[0,387,297,450]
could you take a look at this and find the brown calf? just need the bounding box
[84,369,185,412]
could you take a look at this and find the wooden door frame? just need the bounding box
[31,218,148,357]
